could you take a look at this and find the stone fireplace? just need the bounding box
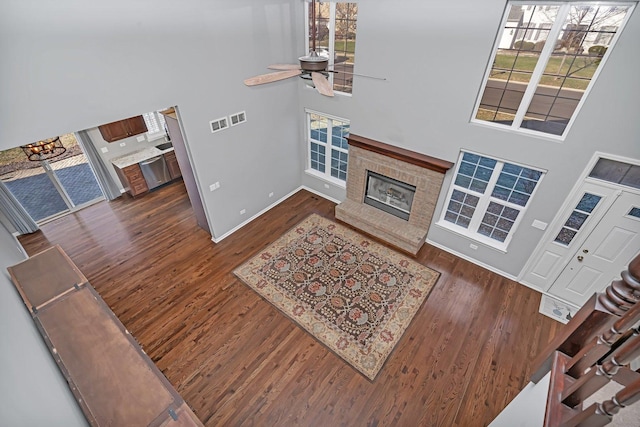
[335,134,453,255]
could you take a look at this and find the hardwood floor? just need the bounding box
[19,181,561,426]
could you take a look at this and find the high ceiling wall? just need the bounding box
[299,0,640,276]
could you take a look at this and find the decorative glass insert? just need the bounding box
[473,2,634,138]
[441,151,545,249]
[554,192,602,245]
[306,110,350,183]
[628,207,640,219]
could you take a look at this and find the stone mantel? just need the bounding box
[335,134,453,255]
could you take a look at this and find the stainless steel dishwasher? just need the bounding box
[139,156,171,190]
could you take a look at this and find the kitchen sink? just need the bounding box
[155,142,173,150]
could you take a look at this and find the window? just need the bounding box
[473,2,633,138]
[439,151,544,250]
[306,2,358,94]
[554,193,602,245]
[142,111,167,141]
[589,158,640,190]
[306,110,350,184]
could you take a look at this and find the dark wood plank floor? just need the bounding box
[19,181,560,426]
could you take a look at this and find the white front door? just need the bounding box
[521,181,619,291]
[548,190,640,306]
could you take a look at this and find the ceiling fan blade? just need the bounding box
[244,69,302,86]
[267,64,301,71]
[311,72,334,97]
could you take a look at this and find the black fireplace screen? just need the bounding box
[364,171,416,220]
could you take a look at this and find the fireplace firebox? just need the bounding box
[364,171,416,221]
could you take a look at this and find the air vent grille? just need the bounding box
[229,111,247,127]
[210,117,229,133]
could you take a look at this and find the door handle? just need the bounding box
[577,255,584,261]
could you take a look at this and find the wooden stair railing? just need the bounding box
[531,253,640,427]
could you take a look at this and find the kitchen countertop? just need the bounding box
[111,146,174,169]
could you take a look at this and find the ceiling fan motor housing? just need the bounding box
[299,52,328,72]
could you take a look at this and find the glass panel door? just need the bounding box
[0,133,104,223]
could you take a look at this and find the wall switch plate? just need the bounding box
[100,147,108,153]
[136,135,146,142]
[119,142,126,147]
[532,219,548,230]
[240,209,246,215]
[269,192,274,198]
[209,182,220,191]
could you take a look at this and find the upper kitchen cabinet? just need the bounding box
[98,116,148,142]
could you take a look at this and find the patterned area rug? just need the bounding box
[234,214,440,380]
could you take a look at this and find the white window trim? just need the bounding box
[304,1,355,98]
[436,150,546,251]
[305,108,349,187]
[470,1,635,141]
[143,111,168,142]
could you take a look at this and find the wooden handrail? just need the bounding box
[532,253,640,384]
[535,252,640,426]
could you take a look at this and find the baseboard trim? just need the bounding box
[211,187,302,243]
[300,185,341,205]
[425,238,518,282]
[211,186,341,244]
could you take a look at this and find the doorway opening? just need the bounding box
[0,133,104,223]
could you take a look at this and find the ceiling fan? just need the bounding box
[243,0,380,97]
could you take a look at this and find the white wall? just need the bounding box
[299,0,640,277]
[0,0,303,240]
[1,1,638,275]
[0,224,87,426]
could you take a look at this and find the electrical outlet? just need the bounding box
[119,142,126,147]
[240,209,246,215]
[269,192,274,198]
[100,147,108,153]
[324,184,330,189]
[469,244,478,250]
[136,135,146,142]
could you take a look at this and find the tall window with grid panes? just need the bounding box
[307,2,358,94]
[472,2,634,138]
[439,151,545,250]
[306,110,349,184]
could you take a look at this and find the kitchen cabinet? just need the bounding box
[98,115,148,143]
[164,151,182,179]
[115,163,148,197]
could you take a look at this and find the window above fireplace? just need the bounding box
[438,151,545,251]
